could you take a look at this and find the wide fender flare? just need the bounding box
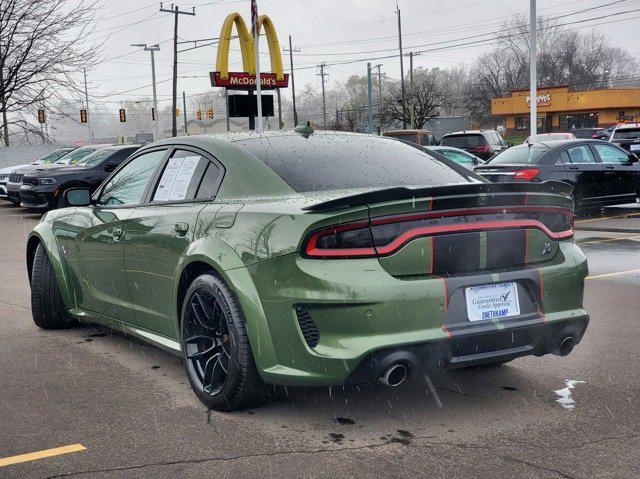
[174,238,280,373]
[27,224,74,309]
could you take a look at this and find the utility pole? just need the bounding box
[224,89,230,132]
[160,3,196,137]
[374,64,383,134]
[367,63,373,134]
[83,69,92,143]
[317,62,329,127]
[335,109,340,130]
[182,91,187,134]
[396,6,406,129]
[529,0,537,139]
[131,43,160,140]
[283,35,300,125]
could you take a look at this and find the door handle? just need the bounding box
[174,222,189,234]
[568,166,579,170]
[112,226,123,240]
[604,166,615,170]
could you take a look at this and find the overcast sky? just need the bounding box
[85,0,640,110]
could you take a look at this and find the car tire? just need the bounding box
[181,272,270,411]
[31,243,74,329]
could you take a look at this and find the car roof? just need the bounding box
[614,123,640,130]
[443,130,490,136]
[383,129,432,134]
[99,144,142,151]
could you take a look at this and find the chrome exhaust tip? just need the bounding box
[378,363,408,387]
[555,336,575,357]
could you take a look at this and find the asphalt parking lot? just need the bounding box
[1,203,639,479]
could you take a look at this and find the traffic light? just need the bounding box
[151,107,155,121]
[206,107,214,119]
[196,109,202,120]
[37,109,46,124]
[119,109,126,122]
[80,109,87,124]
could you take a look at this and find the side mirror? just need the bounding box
[64,187,92,207]
[629,153,639,163]
[104,161,118,172]
[507,142,513,147]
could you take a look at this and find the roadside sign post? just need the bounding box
[529,0,537,139]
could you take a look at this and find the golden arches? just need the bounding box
[215,13,285,81]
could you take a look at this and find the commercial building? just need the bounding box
[491,86,640,134]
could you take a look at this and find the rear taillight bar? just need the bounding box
[303,206,573,259]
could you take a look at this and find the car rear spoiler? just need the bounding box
[302,181,573,212]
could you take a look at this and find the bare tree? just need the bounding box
[0,0,100,145]
[381,67,447,129]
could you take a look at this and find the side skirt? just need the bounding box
[68,308,182,357]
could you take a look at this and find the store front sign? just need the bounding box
[526,94,551,107]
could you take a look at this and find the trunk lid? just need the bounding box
[360,182,573,278]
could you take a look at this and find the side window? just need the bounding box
[98,150,166,206]
[594,144,629,164]
[152,150,209,202]
[563,145,596,164]
[196,163,222,199]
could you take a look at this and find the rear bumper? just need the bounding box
[345,315,588,384]
[242,241,589,387]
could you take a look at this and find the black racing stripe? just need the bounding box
[433,232,481,275]
[486,230,526,269]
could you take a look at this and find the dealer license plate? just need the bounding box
[465,282,520,322]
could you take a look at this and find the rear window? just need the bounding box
[613,128,640,140]
[572,129,599,139]
[488,146,547,164]
[234,134,476,193]
[441,134,487,148]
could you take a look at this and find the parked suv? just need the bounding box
[440,130,508,160]
[382,129,437,146]
[609,123,640,154]
[20,145,140,210]
[5,148,76,205]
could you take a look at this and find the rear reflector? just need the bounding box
[513,168,539,181]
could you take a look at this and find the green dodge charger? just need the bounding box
[26,130,589,410]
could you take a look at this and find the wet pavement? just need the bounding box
[0,202,639,478]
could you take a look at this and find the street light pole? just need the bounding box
[529,0,537,139]
[83,69,92,143]
[131,43,161,140]
[367,63,373,133]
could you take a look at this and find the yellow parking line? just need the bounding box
[575,212,640,224]
[586,269,640,280]
[579,234,640,245]
[0,444,86,468]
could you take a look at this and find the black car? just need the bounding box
[474,139,640,209]
[609,123,640,154]
[440,130,509,160]
[571,127,609,140]
[21,145,140,210]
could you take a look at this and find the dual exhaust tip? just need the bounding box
[378,363,409,387]
[378,336,575,386]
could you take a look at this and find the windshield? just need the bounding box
[74,149,114,167]
[613,128,640,140]
[55,147,98,165]
[441,134,486,148]
[488,146,547,164]
[438,149,475,164]
[33,149,73,164]
[235,134,478,193]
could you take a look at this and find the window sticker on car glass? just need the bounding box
[154,156,201,201]
[169,156,201,200]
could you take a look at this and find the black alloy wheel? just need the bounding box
[183,288,231,396]
[181,273,270,411]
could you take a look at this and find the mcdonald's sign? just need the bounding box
[210,12,289,90]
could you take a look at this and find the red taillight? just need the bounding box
[470,145,490,153]
[591,134,599,139]
[513,168,539,181]
[304,222,376,258]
